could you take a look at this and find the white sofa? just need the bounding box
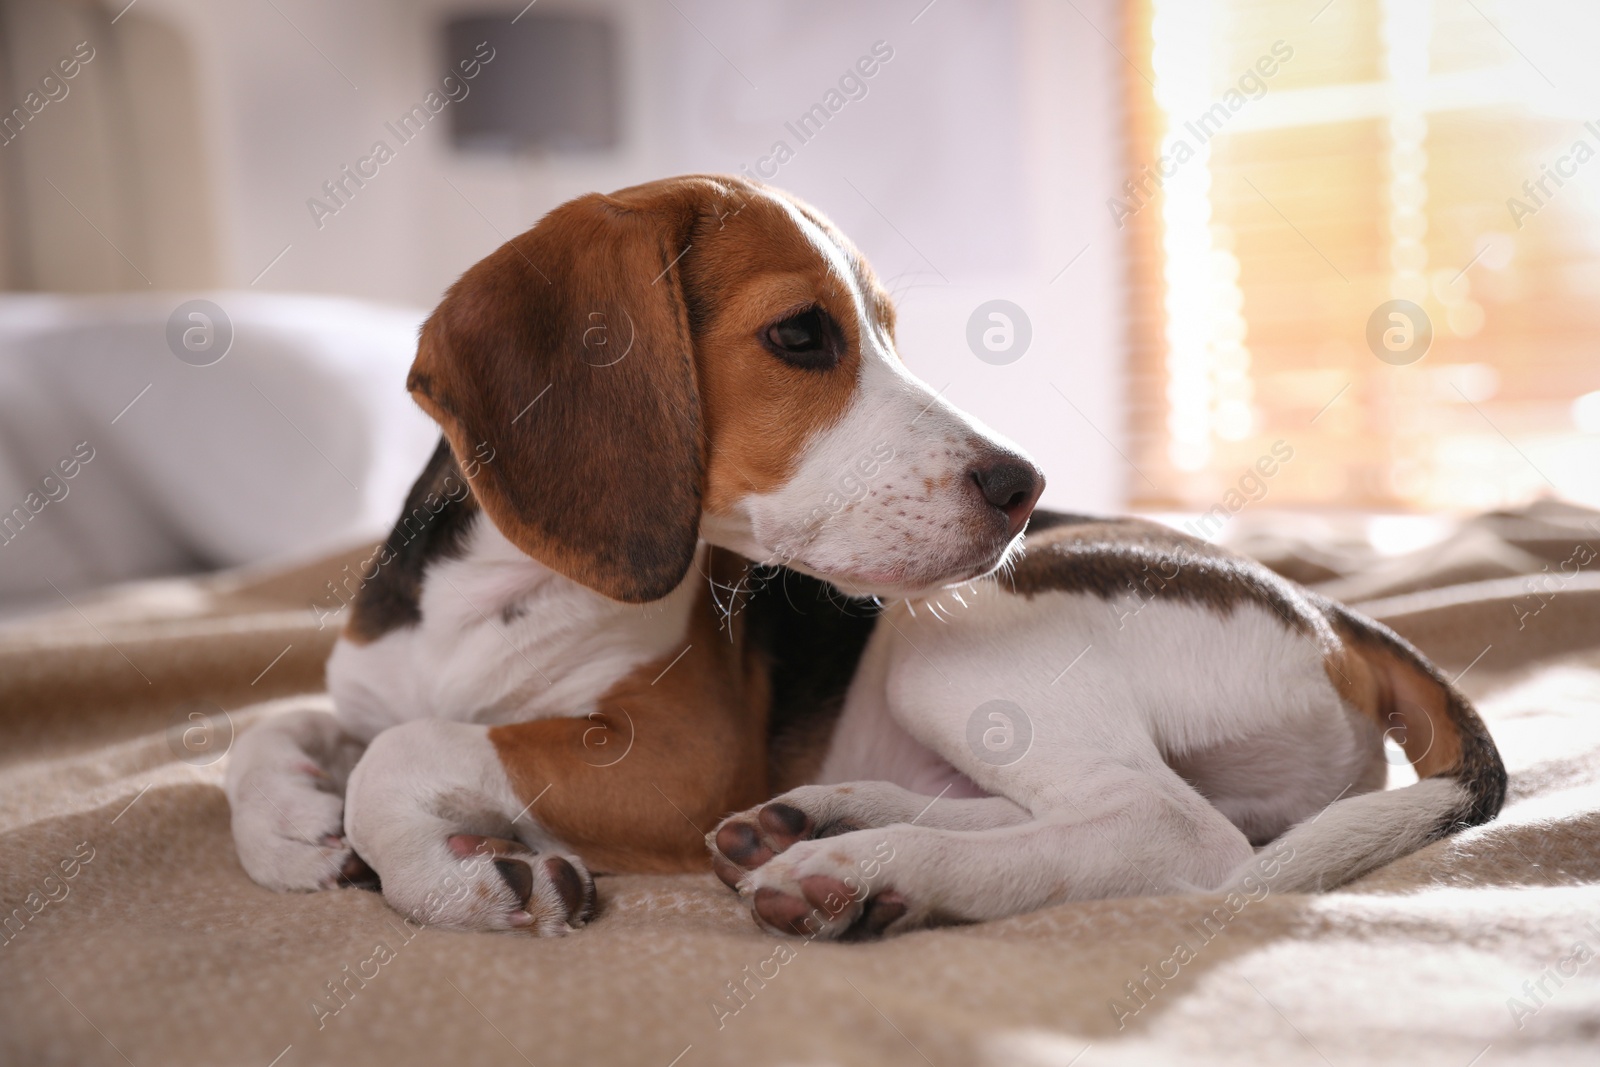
[0,292,439,614]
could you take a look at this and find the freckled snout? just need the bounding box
[968,452,1045,538]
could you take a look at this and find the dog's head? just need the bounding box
[410,174,1043,602]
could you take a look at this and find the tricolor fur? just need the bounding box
[225,175,1504,939]
[227,174,1038,931]
[710,516,1506,937]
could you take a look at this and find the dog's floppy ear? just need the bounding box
[408,185,711,603]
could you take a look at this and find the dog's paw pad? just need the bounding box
[713,819,775,875]
[740,845,914,941]
[437,834,594,933]
[748,876,884,939]
[494,858,535,905]
[709,800,825,889]
[758,803,810,844]
[752,886,819,936]
[336,852,381,891]
[797,875,856,913]
[544,856,595,925]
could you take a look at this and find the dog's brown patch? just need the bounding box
[409,175,888,603]
[684,186,890,512]
[1320,599,1506,829]
[1015,512,1505,835]
[487,547,770,872]
[1009,513,1322,634]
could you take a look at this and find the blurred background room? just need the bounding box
[6,4,1600,1066]
[0,0,1596,604]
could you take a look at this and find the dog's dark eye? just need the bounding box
[763,308,839,370]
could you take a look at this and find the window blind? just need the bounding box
[1121,0,1600,516]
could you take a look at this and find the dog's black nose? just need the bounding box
[970,456,1045,537]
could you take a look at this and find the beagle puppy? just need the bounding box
[708,514,1507,938]
[226,174,1042,933]
[227,173,1504,940]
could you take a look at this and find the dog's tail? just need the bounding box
[1227,600,1507,894]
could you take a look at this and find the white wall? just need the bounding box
[132,0,1131,514]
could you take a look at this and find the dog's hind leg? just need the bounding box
[729,757,1256,940]
[707,781,1029,889]
[225,703,373,892]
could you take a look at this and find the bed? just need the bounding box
[2,498,1598,1066]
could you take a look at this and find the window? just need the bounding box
[1121,0,1600,517]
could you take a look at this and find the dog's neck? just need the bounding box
[451,515,702,623]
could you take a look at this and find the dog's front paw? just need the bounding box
[738,837,915,941]
[385,834,595,936]
[707,785,873,890]
[231,769,378,893]
[708,801,812,889]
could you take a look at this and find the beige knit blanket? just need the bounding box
[3,502,1598,1066]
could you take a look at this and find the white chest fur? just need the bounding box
[325,515,699,742]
